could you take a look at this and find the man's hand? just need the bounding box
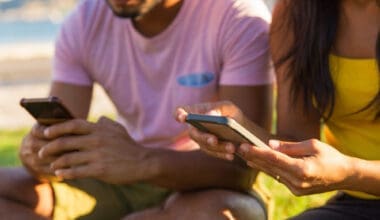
[19,124,60,181]
[38,117,157,185]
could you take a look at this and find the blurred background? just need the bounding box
[0,0,115,129]
[0,1,333,219]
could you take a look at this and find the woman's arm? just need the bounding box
[348,158,380,196]
[236,1,380,196]
[270,1,321,141]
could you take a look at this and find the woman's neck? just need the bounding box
[334,0,379,58]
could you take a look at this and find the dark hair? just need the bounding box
[276,0,380,121]
[373,32,380,118]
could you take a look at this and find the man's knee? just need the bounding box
[149,189,266,220]
[0,167,39,194]
[219,190,266,220]
[0,167,54,218]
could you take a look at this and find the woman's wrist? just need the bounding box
[341,156,363,191]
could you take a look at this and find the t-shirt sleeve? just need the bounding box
[218,1,275,86]
[52,3,93,86]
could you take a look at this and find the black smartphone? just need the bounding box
[20,96,74,125]
[186,114,270,149]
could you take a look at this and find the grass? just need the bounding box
[257,173,335,219]
[0,129,27,166]
[0,128,334,219]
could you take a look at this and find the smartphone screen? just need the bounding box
[186,114,270,149]
[20,96,74,125]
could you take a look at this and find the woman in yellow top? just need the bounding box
[175,0,380,218]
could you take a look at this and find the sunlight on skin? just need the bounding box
[207,110,222,116]
[222,209,236,220]
[34,184,54,217]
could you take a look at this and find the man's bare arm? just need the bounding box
[49,82,93,119]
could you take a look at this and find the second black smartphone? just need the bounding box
[20,96,74,125]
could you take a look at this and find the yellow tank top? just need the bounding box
[324,55,380,199]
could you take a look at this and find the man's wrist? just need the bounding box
[22,164,52,183]
[140,147,165,182]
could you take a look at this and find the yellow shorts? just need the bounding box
[51,179,171,220]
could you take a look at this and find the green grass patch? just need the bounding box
[0,129,27,166]
[257,173,335,219]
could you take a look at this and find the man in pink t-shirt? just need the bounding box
[0,0,274,219]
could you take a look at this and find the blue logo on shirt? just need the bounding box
[177,73,215,87]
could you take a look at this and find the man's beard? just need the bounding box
[105,0,158,19]
[111,10,140,18]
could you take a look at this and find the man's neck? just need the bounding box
[132,0,183,38]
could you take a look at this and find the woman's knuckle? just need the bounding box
[308,139,318,146]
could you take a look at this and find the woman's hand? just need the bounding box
[175,101,244,160]
[175,101,244,123]
[238,139,355,195]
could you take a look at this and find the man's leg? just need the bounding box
[0,167,54,220]
[124,189,266,220]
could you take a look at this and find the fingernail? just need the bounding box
[269,139,280,149]
[38,149,44,158]
[207,137,215,145]
[55,170,62,177]
[50,162,58,170]
[225,144,235,153]
[43,129,50,137]
[226,154,234,161]
[240,144,249,153]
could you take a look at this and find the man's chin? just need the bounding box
[106,1,141,18]
[112,11,140,18]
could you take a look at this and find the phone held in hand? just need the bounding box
[20,96,74,125]
[185,113,270,149]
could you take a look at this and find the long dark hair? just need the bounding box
[276,0,380,120]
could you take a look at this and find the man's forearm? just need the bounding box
[142,149,257,191]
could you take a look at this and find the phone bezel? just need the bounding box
[185,114,270,149]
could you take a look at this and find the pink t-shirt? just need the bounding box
[53,0,273,150]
